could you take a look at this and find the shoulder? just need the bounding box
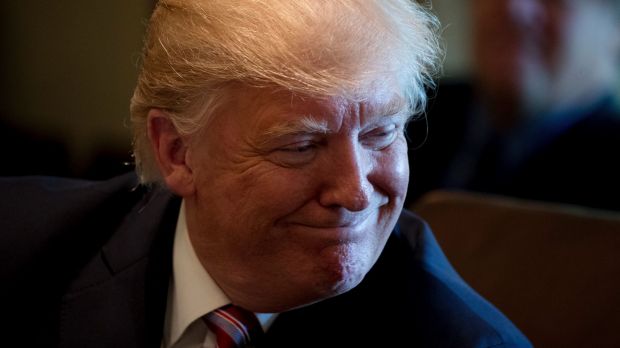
[0,171,141,202]
[394,209,533,347]
[0,173,147,280]
[0,172,141,220]
[0,173,142,243]
[0,173,179,345]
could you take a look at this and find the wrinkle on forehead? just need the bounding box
[230,83,408,133]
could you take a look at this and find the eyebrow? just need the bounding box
[260,116,330,140]
[366,94,408,118]
[257,96,408,144]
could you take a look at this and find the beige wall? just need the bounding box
[0,1,151,173]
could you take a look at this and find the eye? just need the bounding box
[269,141,318,167]
[360,124,399,150]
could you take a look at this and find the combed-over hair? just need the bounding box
[130,0,442,183]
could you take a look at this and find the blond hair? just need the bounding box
[130,0,442,182]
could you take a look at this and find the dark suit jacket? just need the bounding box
[1,173,531,347]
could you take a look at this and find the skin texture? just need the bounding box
[148,84,410,313]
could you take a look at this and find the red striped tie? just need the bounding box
[203,304,264,348]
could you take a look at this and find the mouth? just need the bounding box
[292,221,360,229]
[284,211,378,244]
[293,205,380,227]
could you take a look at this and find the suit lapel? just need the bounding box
[59,186,181,348]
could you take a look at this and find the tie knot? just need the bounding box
[203,304,264,348]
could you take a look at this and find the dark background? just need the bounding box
[0,1,154,178]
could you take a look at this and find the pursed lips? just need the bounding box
[291,203,379,226]
[283,208,382,242]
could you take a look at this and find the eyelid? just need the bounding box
[362,121,400,137]
[278,140,316,152]
[360,123,400,150]
[368,123,397,133]
[278,131,324,146]
[268,140,319,167]
[364,112,407,130]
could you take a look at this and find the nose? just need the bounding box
[318,141,372,212]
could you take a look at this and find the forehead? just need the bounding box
[196,84,409,150]
[229,84,407,123]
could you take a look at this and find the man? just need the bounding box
[408,0,620,210]
[1,0,530,347]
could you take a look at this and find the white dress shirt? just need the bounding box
[162,201,277,348]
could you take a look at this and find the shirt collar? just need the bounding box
[166,201,231,347]
[164,200,278,347]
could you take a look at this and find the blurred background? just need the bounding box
[407,0,620,211]
[0,1,152,178]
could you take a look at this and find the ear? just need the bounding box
[147,109,195,197]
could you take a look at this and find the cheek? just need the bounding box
[191,168,314,269]
[219,166,316,227]
[374,137,409,199]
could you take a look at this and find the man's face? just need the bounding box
[183,85,409,312]
[473,0,617,122]
[473,0,565,121]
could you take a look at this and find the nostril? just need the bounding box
[350,181,372,211]
[330,179,372,211]
[318,177,373,211]
[346,194,367,212]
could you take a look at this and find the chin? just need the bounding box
[328,273,365,297]
[317,245,371,297]
[274,255,370,313]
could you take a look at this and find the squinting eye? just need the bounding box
[361,124,399,150]
[281,144,314,153]
[269,142,318,167]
